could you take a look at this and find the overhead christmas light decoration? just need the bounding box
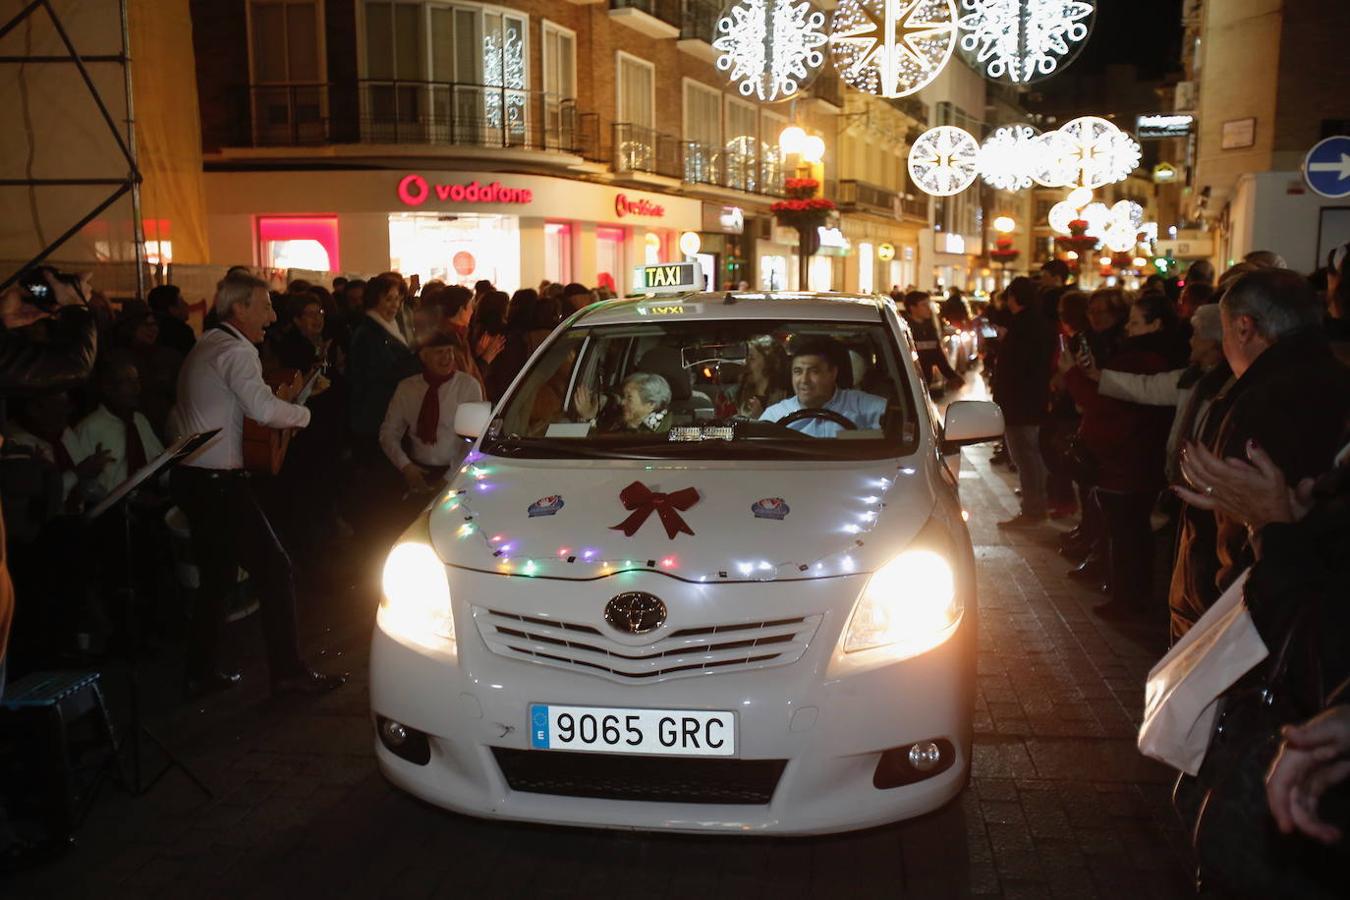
[1029,130,1079,187]
[956,0,1094,85]
[1052,116,1142,189]
[978,123,1040,191]
[830,0,959,99]
[714,0,830,101]
[1047,200,1080,235]
[908,125,981,196]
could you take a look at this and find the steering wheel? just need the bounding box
[777,407,858,432]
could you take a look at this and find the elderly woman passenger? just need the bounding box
[574,371,673,434]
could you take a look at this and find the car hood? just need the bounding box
[427,456,936,582]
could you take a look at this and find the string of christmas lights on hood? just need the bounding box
[429,460,925,584]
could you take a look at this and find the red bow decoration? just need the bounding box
[610,481,700,539]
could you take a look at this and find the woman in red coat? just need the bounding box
[1062,291,1186,621]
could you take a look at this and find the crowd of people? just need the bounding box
[974,247,1350,893]
[0,271,606,690]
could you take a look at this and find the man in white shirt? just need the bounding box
[760,336,887,438]
[380,332,482,494]
[70,357,165,499]
[170,272,346,698]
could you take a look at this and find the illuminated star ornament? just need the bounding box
[830,0,959,99]
[908,125,981,196]
[957,0,1094,84]
[713,0,829,101]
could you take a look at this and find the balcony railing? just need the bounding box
[610,0,681,27]
[237,81,601,159]
[680,0,720,42]
[900,194,928,219]
[616,124,784,196]
[811,71,845,109]
[838,179,899,216]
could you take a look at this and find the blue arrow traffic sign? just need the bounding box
[1304,136,1350,199]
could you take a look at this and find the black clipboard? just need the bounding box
[83,429,220,523]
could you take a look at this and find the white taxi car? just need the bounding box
[370,291,1003,835]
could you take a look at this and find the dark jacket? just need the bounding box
[905,316,957,380]
[991,307,1053,426]
[0,306,97,663]
[1169,330,1350,641]
[347,315,418,437]
[155,313,196,357]
[1064,330,1178,493]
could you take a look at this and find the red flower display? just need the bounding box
[990,235,1019,263]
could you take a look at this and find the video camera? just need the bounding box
[16,265,85,312]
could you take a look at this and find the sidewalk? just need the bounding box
[6,444,1192,899]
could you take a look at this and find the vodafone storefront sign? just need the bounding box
[397,173,534,207]
[615,193,665,218]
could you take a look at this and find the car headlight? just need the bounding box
[843,549,961,657]
[379,538,456,645]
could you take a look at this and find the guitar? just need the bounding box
[241,365,323,475]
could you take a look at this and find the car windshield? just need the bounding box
[481,316,917,460]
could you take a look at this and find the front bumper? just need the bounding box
[369,571,975,836]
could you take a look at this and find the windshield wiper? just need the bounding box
[485,437,673,460]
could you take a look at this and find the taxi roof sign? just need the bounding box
[634,261,700,294]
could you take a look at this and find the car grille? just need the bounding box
[492,747,786,805]
[472,607,822,683]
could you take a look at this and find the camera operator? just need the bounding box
[0,268,97,867]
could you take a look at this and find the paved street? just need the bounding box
[8,430,1193,899]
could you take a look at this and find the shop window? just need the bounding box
[363,2,527,146]
[248,0,325,143]
[857,241,874,293]
[544,222,571,285]
[389,212,520,291]
[596,226,625,294]
[760,255,786,291]
[258,215,339,272]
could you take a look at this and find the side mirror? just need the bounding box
[454,401,493,439]
[941,400,1004,454]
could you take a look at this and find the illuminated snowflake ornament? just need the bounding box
[1054,116,1142,189]
[1047,200,1079,234]
[978,123,1040,191]
[713,0,830,101]
[956,0,1094,85]
[830,0,959,99]
[908,125,981,196]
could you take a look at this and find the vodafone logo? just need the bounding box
[615,193,665,218]
[396,174,533,207]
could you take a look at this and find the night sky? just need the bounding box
[1068,0,1184,79]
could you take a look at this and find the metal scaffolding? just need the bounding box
[0,0,145,298]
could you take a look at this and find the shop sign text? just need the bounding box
[616,194,665,218]
[397,173,533,207]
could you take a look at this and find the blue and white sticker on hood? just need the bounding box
[429,459,934,582]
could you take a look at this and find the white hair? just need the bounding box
[624,371,671,410]
[215,272,268,319]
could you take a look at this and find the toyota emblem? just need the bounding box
[604,592,668,635]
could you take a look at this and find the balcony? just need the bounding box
[234,82,602,161]
[677,0,721,62]
[682,138,784,196]
[886,95,929,125]
[609,0,681,38]
[614,124,784,196]
[900,194,928,220]
[809,71,845,112]
[838,179,899,218]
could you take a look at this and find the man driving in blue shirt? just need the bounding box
[759,336,886,437]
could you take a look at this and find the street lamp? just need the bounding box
[993,215,1016,234]
[989,216,1019,287]
[779,125,807,158]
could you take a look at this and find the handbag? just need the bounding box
[1176,600,1339,896]
[1139,570,1267,775]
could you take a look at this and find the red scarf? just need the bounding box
[416,372,454,445]
[115,409,148,471]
